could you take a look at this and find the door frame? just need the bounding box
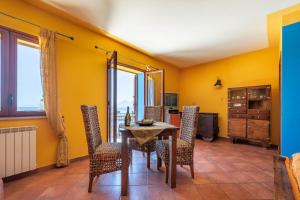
[107,51,118,142]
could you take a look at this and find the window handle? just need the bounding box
[8,94,14,106]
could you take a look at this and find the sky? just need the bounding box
[17,41,43,111]
[117,70,135,112]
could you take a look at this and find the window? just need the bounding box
[0,26,44,117]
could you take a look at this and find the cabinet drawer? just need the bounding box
[247,114,269,120]
[248,109,269,115]
[228,101,247,110]
[247,120,270,140]
[228,118,246,138]
[229,114,248,119]
[228,108,247,114]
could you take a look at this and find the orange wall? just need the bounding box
[179,48,280,144]
[0,0,180,167]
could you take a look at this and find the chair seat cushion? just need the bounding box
[156,139,193,165]
[128,138,156,152]
[94,143,122,160]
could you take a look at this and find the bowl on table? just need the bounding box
[136,119,154,126]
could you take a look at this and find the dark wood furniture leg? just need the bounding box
[88,175,94,192]
[121,131,129,196]
[147,148,151,169]
[168,130,177,188]
[165,164,169,183]
[190,163,194,178]
[157,152,162,170]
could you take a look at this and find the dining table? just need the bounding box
[119,122,179,196]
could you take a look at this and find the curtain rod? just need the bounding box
[0,10,159,69]
[0,11,74,40]
[94,45,158,71]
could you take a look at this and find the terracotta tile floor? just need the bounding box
[3,139,277,200]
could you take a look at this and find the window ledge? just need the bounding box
[0,116,47,121]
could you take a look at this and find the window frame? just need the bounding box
[0,25,45,117]
[0,27,9,117]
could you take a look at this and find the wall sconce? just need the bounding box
[214,78,222,88]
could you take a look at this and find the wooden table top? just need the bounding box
[119,122,179,131]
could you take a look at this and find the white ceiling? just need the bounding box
[42,0,300,68]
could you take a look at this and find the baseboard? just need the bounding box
[217,136,231,142]
[199,136,279,150]
[216,136,279,150]
[2,155,89,183]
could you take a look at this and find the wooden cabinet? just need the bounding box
[197,113,219,142]
[228,85,271,147]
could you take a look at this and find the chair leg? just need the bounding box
[156,152,162,170]
[130,149,133,165]
[165,164,169,184]
[88,175,94,193]
[190,163,194,179]
[147,150,151,169]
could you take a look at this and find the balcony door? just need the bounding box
[107,55,146,142]
[107,54,165,142]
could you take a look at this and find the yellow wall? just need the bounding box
[179,48,280,144]
[267,3,300,48]
[283,9,300,26]
[0,0,180,167]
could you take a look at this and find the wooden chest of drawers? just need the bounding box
[228,85,271,147]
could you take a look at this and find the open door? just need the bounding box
[107,51,117,142]
[145,69,165,120]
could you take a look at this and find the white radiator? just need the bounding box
[0,126,36,178]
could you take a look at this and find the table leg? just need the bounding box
[121,131,128,196]
[168,129,177,188]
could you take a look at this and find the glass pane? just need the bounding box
[137,72,144,121]
[147,71,163,106]
[17,39,44,111]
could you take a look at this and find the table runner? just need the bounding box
[119,122,176,145]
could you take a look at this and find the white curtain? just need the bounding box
[39,28,69,167]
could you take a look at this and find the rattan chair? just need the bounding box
[128,106,163,168]
[81,105,130,192]
[156,106,199,183]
